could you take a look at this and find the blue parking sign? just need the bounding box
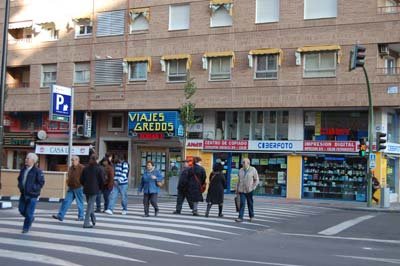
[50,85,72,122]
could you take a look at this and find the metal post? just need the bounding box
[67,88,74,167]
[0,0,10,190]
[362,65,374,207]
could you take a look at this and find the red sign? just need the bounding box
[304,141,358,152]
[320,128,350,135]
[137,133,165,139]
[203,140,248,150]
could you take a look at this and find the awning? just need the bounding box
[130,7,150,21]
[296,45,342,63]
[160,54,192,70]
[72,14,93,22]
[209,0,233,16]
[210,0,233,4]
[249,48,283,66]
[36,138,95,145]
[9,21,33,29]
[202,51,235,69]
[124,56,152,72]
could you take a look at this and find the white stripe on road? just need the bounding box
[336,255,400,264]
[184,255,305,266]
[0,249,82,266]
[318,215,375,235]
[0,228,174,254]
[283,233,400,245]
[0,237,145,263]
[0,220,197,245]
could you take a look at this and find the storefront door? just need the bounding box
[138,148,167,190]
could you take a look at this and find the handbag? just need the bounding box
[194,173,206,193]
[234,195,240,212]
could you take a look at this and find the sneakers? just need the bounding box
[121,210,127,215]
[104,209,113,215]
[235,218,243,222]
[249,217,254,222]
[52,214,63,222]
[76,217,84,221]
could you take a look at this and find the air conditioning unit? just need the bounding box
[76,124,84,137]
[378,44,389,56]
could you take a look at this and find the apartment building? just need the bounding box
[2,0,400,202]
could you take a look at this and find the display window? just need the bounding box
[303,155,367,201]
[386,158,397,193]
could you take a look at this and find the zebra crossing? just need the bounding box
[0,199,329,265]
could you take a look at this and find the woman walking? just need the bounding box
[138,160,164,217]
[205,163,226,217]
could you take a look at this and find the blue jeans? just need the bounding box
[58,187,84,219]
[96,188,112,211]
[18,195,38,231]
[238,191,254,219]
[107,183,128,211]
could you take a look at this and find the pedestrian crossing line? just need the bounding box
[0,228,175,254]
[0,249,83,266]
[61,214,241,235]
[0,236,145,263]
[0,220,198,246]
[34,217,222,240]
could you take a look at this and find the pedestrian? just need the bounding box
[105,154,129,215]
[95,153,113,212]
[138,160,164,217]
[205,162,226,217]
[187,156,206,216]
[173,160,193,214]
[372,175,380,203]
[235,158,259,222]
[80,154,104,228]
[52,155,84,222]
[17,153,45,233]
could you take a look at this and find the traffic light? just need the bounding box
[359,138,367,157]
[349,44,366,71]
[376,132,387,151]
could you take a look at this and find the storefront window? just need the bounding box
[303,155,367,201]
[304,111,368,141]
[387,158,396,193]
[387,113,398,143]
[13,151,27,169]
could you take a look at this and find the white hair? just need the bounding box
[26,153,38,164]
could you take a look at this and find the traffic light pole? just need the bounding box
[362,65,374,208]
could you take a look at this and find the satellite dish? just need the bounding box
[37,130,47,140]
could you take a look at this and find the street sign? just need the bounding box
[50,85,72,122]
[369,153,376,169]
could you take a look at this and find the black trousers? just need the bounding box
[175,191,193,212]
[143,193,159,215]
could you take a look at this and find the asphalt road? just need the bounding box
[0,196,399,266]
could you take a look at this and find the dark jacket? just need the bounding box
[80,163,104,195]
[206,171,226,204]
[186,164,206,202]
[17,166,45,198]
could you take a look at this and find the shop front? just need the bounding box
[386,143,400,202]
[3,132,36,169]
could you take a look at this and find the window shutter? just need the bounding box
[95,59,123,85]
[304,0,337,19]
[97,10,125,36]
[256,0,279,23]
[169,5,190,30]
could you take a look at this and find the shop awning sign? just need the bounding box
[35,144,90,155]
[203,140,248,150]
[249,141,303,151]
[303,141,358,153]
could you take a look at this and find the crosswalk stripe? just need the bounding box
[0,228,175,254]
[0,220,197,245]
[0,249,83,266]
[0,236,145,263]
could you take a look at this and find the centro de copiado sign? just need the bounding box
[128,111,183,138]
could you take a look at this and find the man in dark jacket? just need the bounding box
[17,153,45,233]
[173,160,193,214]
[187,157,206,216]
[80,154,104,228]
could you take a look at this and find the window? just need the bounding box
[303,52,336,78]
[108,113,124,131]
[41,64,57,87]
[96,10,125,37]
[255,54,278,79]
[169,4,190,30]
[129,62,147,81]
[74,62,90,84]
[95,59,123,85]
[39,23,58,41]
[130,14,149,32]
[385,57,397,75]
[256,0,279,23]
[209,57,231,81]
[304,0,337,20]
[75,19,92,37]
[210,4,233,27]
[167,59,187,82]
[379,0,400,14]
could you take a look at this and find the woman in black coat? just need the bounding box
[205,163,226,217]
[186,157,206,216]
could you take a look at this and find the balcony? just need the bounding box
[378,0,400,14]
[6,66,30,89]
[6,82,30,89]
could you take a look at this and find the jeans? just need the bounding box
[18,195,38,231]
[175,191,193,212]
[84,194,96,227]
[143,193,158,215]
[58,187,84,219]
[238,191,254,219]
[107,183,128,211]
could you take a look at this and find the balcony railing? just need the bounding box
[376,67,400,75]
[378,5,400,14]
[6,82,30,89]
[8,38,33,44]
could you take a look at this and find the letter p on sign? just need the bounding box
[56,94,64,111]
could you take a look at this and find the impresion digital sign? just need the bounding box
[128,111,184,138]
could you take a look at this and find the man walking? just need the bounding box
[173,160,193,214]
[105,154,129,215]
[235,158,259,222]
[17,153,45,233]
[52,155,84,221]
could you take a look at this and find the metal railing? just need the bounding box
[376,67,400,76]
[8,38,33,44]
[378,5,400,14]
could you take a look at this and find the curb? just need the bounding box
[321,205,400,213]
